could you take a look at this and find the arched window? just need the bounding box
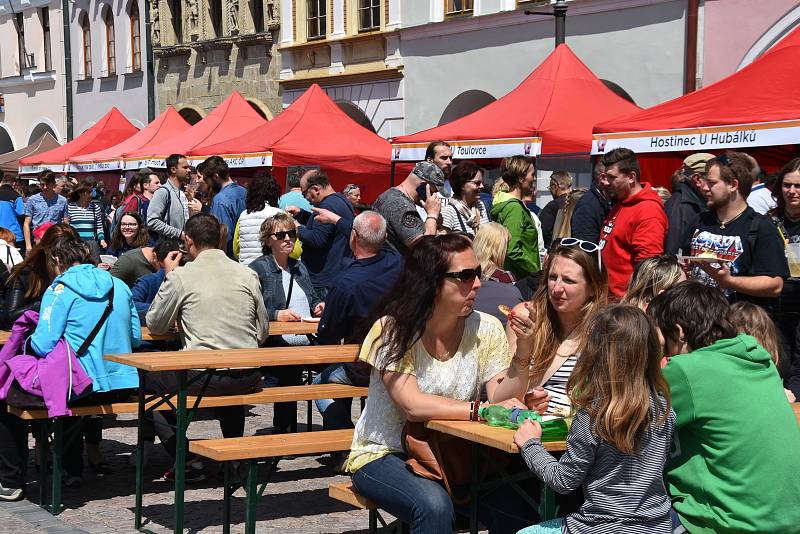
[80,13,92,79]
[104,8,116,75]
[130,2,141,71]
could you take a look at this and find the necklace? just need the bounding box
[717,207,747,230]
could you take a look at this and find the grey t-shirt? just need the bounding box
[373,188,424,255]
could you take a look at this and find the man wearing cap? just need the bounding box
[664,153,715,254]
[372,161,443,254]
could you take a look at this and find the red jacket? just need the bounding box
[599,183,668,298]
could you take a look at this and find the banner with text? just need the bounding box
[392,138,542,161]
[19,163,67,174]
[591,120,800,155]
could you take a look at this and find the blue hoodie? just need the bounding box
[32,264,141,393]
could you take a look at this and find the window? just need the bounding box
[81,13,92,78]
[306,0,326,39]
[104,9,116,75]
[42,8,51,71]
[445,0,473,16]
[15,13,25,74]
[358,0,380,30]
[210,0,222,37]
[130,3,141,71]
[252,0,264,33]
[170,0,182,42]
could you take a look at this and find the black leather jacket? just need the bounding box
[2,269,41,330]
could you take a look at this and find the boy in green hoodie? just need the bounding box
[490,155,540,279]
[648,281,800,534]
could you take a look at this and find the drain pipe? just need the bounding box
[684,0,699,94]
[61,0,73,140]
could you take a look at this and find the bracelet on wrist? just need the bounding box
[426,215,438,221]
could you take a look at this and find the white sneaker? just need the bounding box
[0,482,23,501]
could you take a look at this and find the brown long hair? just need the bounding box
[770,157,800,219]
[730,302,781,367]
[527,245,608,383]
[568,304,670,454]
[110,212,150,251]
[8,224,78,299]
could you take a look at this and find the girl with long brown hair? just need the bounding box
[506,242,608,416]
[514,305,675,534]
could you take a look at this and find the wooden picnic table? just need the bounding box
[1,321,318,345]
[426,419,567,533]
[106,343,359,534]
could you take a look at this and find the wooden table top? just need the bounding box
[268,321,319,336]
[106,344,360,372]
[426,420,567,453]
[1,322,319,345]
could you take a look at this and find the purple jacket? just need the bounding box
[0,310,93,417]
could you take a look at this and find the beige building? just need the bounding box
[152,0,281,123]
[278,0,403,138]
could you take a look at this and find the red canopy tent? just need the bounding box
[192,84,392,202]
[70,107,191,172]
[124,92,268,168]
[391,44,641,162]
[19,108,138,174]
[592,25,800,186]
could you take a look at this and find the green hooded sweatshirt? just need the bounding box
[664,333,800,533]
[489,191,540,279]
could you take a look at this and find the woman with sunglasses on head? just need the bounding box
[346,234,535,534]
[249,212,324,432]
[441,161,489,237]
[507,240,608,418]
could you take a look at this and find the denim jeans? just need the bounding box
[352,453,538,534]
[312,363,355,430]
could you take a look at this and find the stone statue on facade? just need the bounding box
[228,0,239,33]
[150,0,160,44]
[188,0,199,30]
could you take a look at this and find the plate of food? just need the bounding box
[679,252,733,264]
[301,317,321,322]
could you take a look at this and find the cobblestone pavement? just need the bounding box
[0,402,380,534]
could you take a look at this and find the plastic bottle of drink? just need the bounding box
[478,405,570,441]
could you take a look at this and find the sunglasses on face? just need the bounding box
[271,230,297,240]
[442,267,482,283]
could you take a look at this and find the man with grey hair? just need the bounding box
[313,210,402,459]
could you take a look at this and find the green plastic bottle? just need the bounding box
[478,405,570,441]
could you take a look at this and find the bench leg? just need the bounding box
[244,460,259,534]
[173,371,188,534]
[223,462,232,534]
[43,418,63,515]
[369,509,378,534]
[539,484,556,521]
[306,400,312,432]
[134,371,146,530]
[37,420,49,511]
[469,443,479,534]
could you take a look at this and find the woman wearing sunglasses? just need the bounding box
[507,241,608,418]
[249,211,324,432]
[345,234,535,534]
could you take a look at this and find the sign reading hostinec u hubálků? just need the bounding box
[391,138,542,161]
[591,120,800,155]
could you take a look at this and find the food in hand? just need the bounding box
[696,251,719,259]
[498,304,513,317]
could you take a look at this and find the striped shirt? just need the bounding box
[542,353,577,416]
[521,394,675,534]
[67,203,105,242]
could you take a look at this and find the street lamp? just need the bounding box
[525,0,568,47]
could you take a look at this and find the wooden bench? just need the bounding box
[8,383,367,515]
[189,429,355,534]
[329,482,407,534]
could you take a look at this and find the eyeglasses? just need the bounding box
[555,238,602,270]
[301,185,317,199]
[271,230,297,240]
[120,223,139,228]
[442,267,482,283]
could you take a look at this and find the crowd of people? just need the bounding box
[0,141,797,534]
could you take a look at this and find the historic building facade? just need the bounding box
[151,0,282,123]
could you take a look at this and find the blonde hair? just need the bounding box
[730,302,780,366]
[473,222,510,279]
[527,245,609,383]
[552,188,588,242]
[654,186,671,204]
[622,256,685,310]
[569,304,670,454]
[259,212,296,250]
